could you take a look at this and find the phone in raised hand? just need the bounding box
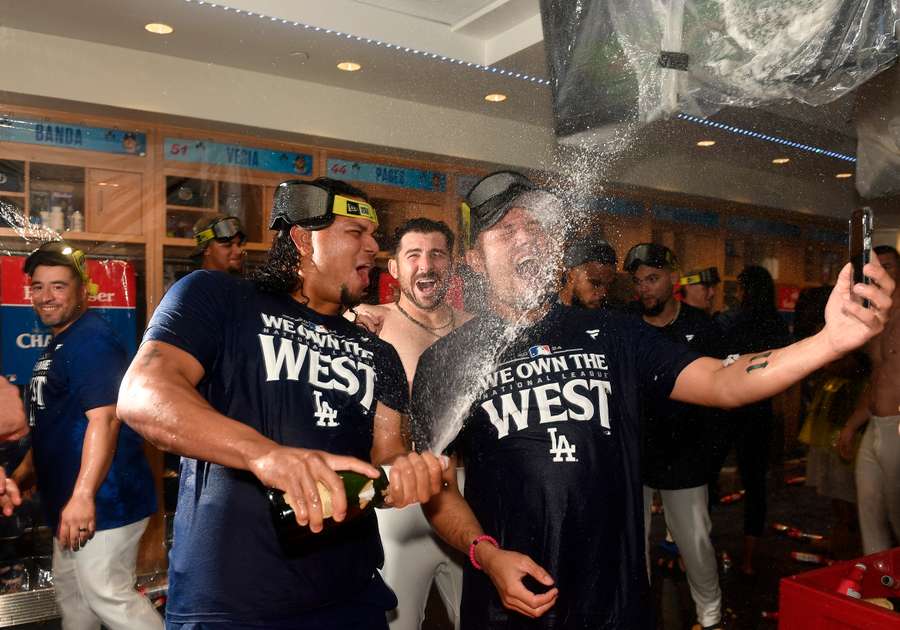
[849,207,873,307]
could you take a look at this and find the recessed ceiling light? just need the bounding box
[145,23,174,35]
[337,61,361,72]
[772,158,790,164]
[484,93,507,103]
[696,140,716,147]
[835,172,853,179]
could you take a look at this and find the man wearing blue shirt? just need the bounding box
[17,241,160,630]
[118,178,445,629]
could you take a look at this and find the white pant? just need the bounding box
[644,485,721,628]
[52,517,163,630]
[379,467,465,630]
[856,415,900,554]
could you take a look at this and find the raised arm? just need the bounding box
[672,260,893,409]
[118,340,379,532]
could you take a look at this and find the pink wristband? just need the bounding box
[469,534,499,570]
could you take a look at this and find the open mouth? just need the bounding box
[514,256,540,278]
[355,264,372,285]
[415,277,438,294]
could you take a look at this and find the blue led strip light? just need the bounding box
[677,113,856,163]
[182,0,552,86]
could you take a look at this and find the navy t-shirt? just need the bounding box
[26,311,156,534]
[410,305,700,630]
[143,271,408,626]
[639,303,724,489]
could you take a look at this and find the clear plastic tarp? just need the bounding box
[541,0,899,145]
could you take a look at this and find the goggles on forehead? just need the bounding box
[23,241,99,296]
[680,267,720,286]
[624,243,678,273]
[195,216,247,248]
[462,171,546,242]
[270,180,378,231]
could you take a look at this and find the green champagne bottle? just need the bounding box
[267,467,390,544]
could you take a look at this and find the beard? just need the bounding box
[640,298,666,316]
[339,284,363,309]
[400,272,449,310]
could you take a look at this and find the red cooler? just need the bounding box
[779,547,900,628]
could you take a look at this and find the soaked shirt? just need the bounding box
[144,271,408,626]
[410,304,700,630]
[26,311,156,534]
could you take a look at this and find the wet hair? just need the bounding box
[737,265,777,315]
[252,229,302,295]
[874,245,900,262]
[391,218,455,256]
[793,285,831,340]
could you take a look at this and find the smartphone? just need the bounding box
[849,207,873,305]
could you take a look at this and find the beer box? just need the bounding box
[779,547,900,628]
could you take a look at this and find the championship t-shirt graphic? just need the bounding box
[411,304,700,630]
[144,271,406,625]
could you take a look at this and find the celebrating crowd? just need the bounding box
[0,171,897,630]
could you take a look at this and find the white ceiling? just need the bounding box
[0,0,884,220]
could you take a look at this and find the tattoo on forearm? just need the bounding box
[746,351,772,374]
[139,347,161,368]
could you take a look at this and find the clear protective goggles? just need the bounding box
[270,180,378,231]
[195,216,247,247]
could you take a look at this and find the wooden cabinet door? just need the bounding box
[87,169,143,234]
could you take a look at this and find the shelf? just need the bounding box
[0,192,25,198]
[167,205,215,213]
[163,236,270,251]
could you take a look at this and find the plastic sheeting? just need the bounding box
[541,0,899,146]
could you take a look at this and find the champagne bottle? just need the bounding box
[267,468,389,543]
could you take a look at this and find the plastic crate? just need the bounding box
[779,547,900,628]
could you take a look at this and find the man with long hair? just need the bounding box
[118,178,445,629]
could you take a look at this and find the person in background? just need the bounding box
[679,267,721,315]
[559,234,618,310]
[191,214,246,275]
[15,241,160,630]
[625,243,724,630]
[796,286,868,558]
[353,217,471,630]
[837,244,900,554]
[712,265,791,575]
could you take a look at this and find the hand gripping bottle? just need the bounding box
[267,468,390,548]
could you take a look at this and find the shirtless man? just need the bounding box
[838,244,900,553]
[353,218,471,630]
